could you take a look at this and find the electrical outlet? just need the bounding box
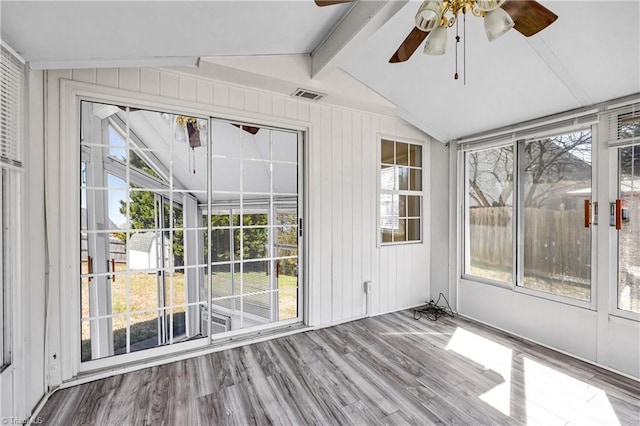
[364,281,373,293]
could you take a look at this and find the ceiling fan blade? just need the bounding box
[389,27,430,63]
[314,0,355,6]
[502,0,558,37]
[232,123,260,135]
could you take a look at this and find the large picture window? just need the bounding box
[380,138,423,244]
[464,129,593,303]
[519,131,592,301]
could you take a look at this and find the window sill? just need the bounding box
[460,274,512,289]
[380,240,423,247]
[608,311,640,323]
[512,284,594,310]
[460,275,595,311]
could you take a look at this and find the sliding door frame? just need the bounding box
[56,79,310,383]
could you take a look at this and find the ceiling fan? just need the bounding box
[315,0,558,64]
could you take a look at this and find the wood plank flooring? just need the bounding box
[37,311,640,425]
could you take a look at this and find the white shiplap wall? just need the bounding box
[45,67,431,362]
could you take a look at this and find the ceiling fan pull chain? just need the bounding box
[454,18,460,80]
[463,7,467,85]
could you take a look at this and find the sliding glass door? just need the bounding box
[209,120,300,330]
[80,102,302,365]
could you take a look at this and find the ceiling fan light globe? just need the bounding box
[415,0,444,32]
[423,25,447,55]
[475,0,505,12]
[484,7,514,41]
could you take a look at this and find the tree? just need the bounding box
[276,211,298,277]
[209,211,298,277]
[467,146,514,207]
[468,131,592,209]
[209,213,268,264]
[619,114,640,175]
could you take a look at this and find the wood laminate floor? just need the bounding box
[38,311,640,425]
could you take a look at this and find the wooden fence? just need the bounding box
[80,235,127,263]
[469,207,591,281]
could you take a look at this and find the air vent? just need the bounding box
[291,88,326,102]
[211,315,227,326]
[200,306,231,336]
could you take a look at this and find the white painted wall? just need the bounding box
[429,141,450,301]
[32,67,432,390]
[456,278,640,379]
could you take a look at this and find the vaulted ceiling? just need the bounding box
[341,1,640,142]
[2,1,639,143]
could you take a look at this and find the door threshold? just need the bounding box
[65,322,310,388]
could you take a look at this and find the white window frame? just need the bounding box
[605,103,640,322]
[377,135,425,246]
[0,167,22,375]
[461,142,517,289]
[0,42,25,373]
[458,124,598,310]
[0,169,6,371]
[607,144,640,321]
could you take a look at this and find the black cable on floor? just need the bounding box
[413,293,455,321]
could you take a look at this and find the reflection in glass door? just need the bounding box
[154,195,185,345]
[80,101,209,362]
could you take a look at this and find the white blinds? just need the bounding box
[0,45,24,168]
[457,111,598,152]
[605,102,640,149]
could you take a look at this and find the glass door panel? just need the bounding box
[80,101,208,362]
[617,144,640,313]
[519,130,593,301]
[210,121,301,330]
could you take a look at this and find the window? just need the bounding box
[611,105,640,314]
[463,129,593,303]
[0,170,7,369]
[1,44,24,370]
[617,143,639,313]
[518,131,592,301]
[380,138,423,244]
[465,146,514,283]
